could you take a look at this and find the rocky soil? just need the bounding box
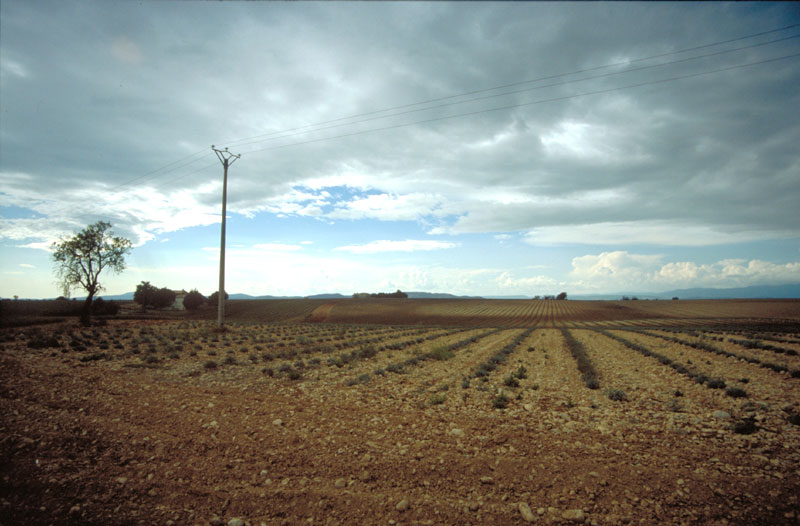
[1,319,799,526]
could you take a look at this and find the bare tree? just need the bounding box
[52,221,132,325]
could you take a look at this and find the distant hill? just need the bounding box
[15,283,800,302]
[305,293,349,299]
[406,291,483,299]
[657,283,800,300]
[572,283,800,301]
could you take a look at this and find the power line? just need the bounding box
[101,22,800,195]
[217,24,800,150]
[220,34,800,152]
[28,25,800,216]
[236,52,800,157]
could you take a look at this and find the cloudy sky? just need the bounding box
[2,2,799,299]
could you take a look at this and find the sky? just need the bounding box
[2,2,800,299]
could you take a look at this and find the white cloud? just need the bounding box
[19,263,35,268]
[0,56,28,78]
[524,222,785,247]
[568,251,800,292]
[329,193,444,222]
[335,239,458,254]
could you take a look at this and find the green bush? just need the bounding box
[492,393,510,409]
[183,289,206,311]
[429,393,446,405]
[607,389,627,401]
[207,291,229,308]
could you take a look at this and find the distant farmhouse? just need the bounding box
[171,289,188,310]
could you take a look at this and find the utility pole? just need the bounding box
[212,145,240,329]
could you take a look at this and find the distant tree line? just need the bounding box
[352,289,408,299]
[533,292,568,300]
[133,282,227,311]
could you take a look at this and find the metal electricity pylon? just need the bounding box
[212,145,241,329]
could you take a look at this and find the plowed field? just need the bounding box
[2,300,799,525]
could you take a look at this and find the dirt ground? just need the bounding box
[1,311,799,525]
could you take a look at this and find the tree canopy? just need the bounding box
[52,221,132,324]
[134,281,177,310]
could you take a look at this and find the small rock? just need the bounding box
[562,509,585,522]
[272,418,283,426]
[228,519,245,526]
[537,508,545,515]
[260,469,268,477]
[334,478,347,488]
[480,476,494,484]
[209,517,224,526]
[712,411,731,419]
[68,505,81,516]
[519,502,535,522]
[450,428,465,437]
[396,499,409,512]
[115,477,127,484]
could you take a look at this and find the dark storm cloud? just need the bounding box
[1,1,799,245]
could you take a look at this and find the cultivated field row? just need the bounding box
[304,298,800,329]
[3,317,800,525]
[8,321,799,429]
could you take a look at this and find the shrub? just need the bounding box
[561,329,600,390]
[733,417,758,435]
[204,360,218,369]
[79,352,107,362]
[429,393,446,405]
[706,378,726,389]
[134,282,176,310]
[287,368,302,380]
[492,393,510,409]
[503,375,520,388]
[27,332,61,350]
[725,387,747,398]
[788,413,800,426]
[207,291,229,308]
[607,389,627,401]
[429,346,455,361]
[91,297,120,316]
[513,365,528,379]
[667,398,684,412]
[183,289,206,311]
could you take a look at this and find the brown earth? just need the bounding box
[2,301,800,526]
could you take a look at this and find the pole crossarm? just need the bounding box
[211,145,240,329]
[211,145,241,166]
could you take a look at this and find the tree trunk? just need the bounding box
[81,294,94,326]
